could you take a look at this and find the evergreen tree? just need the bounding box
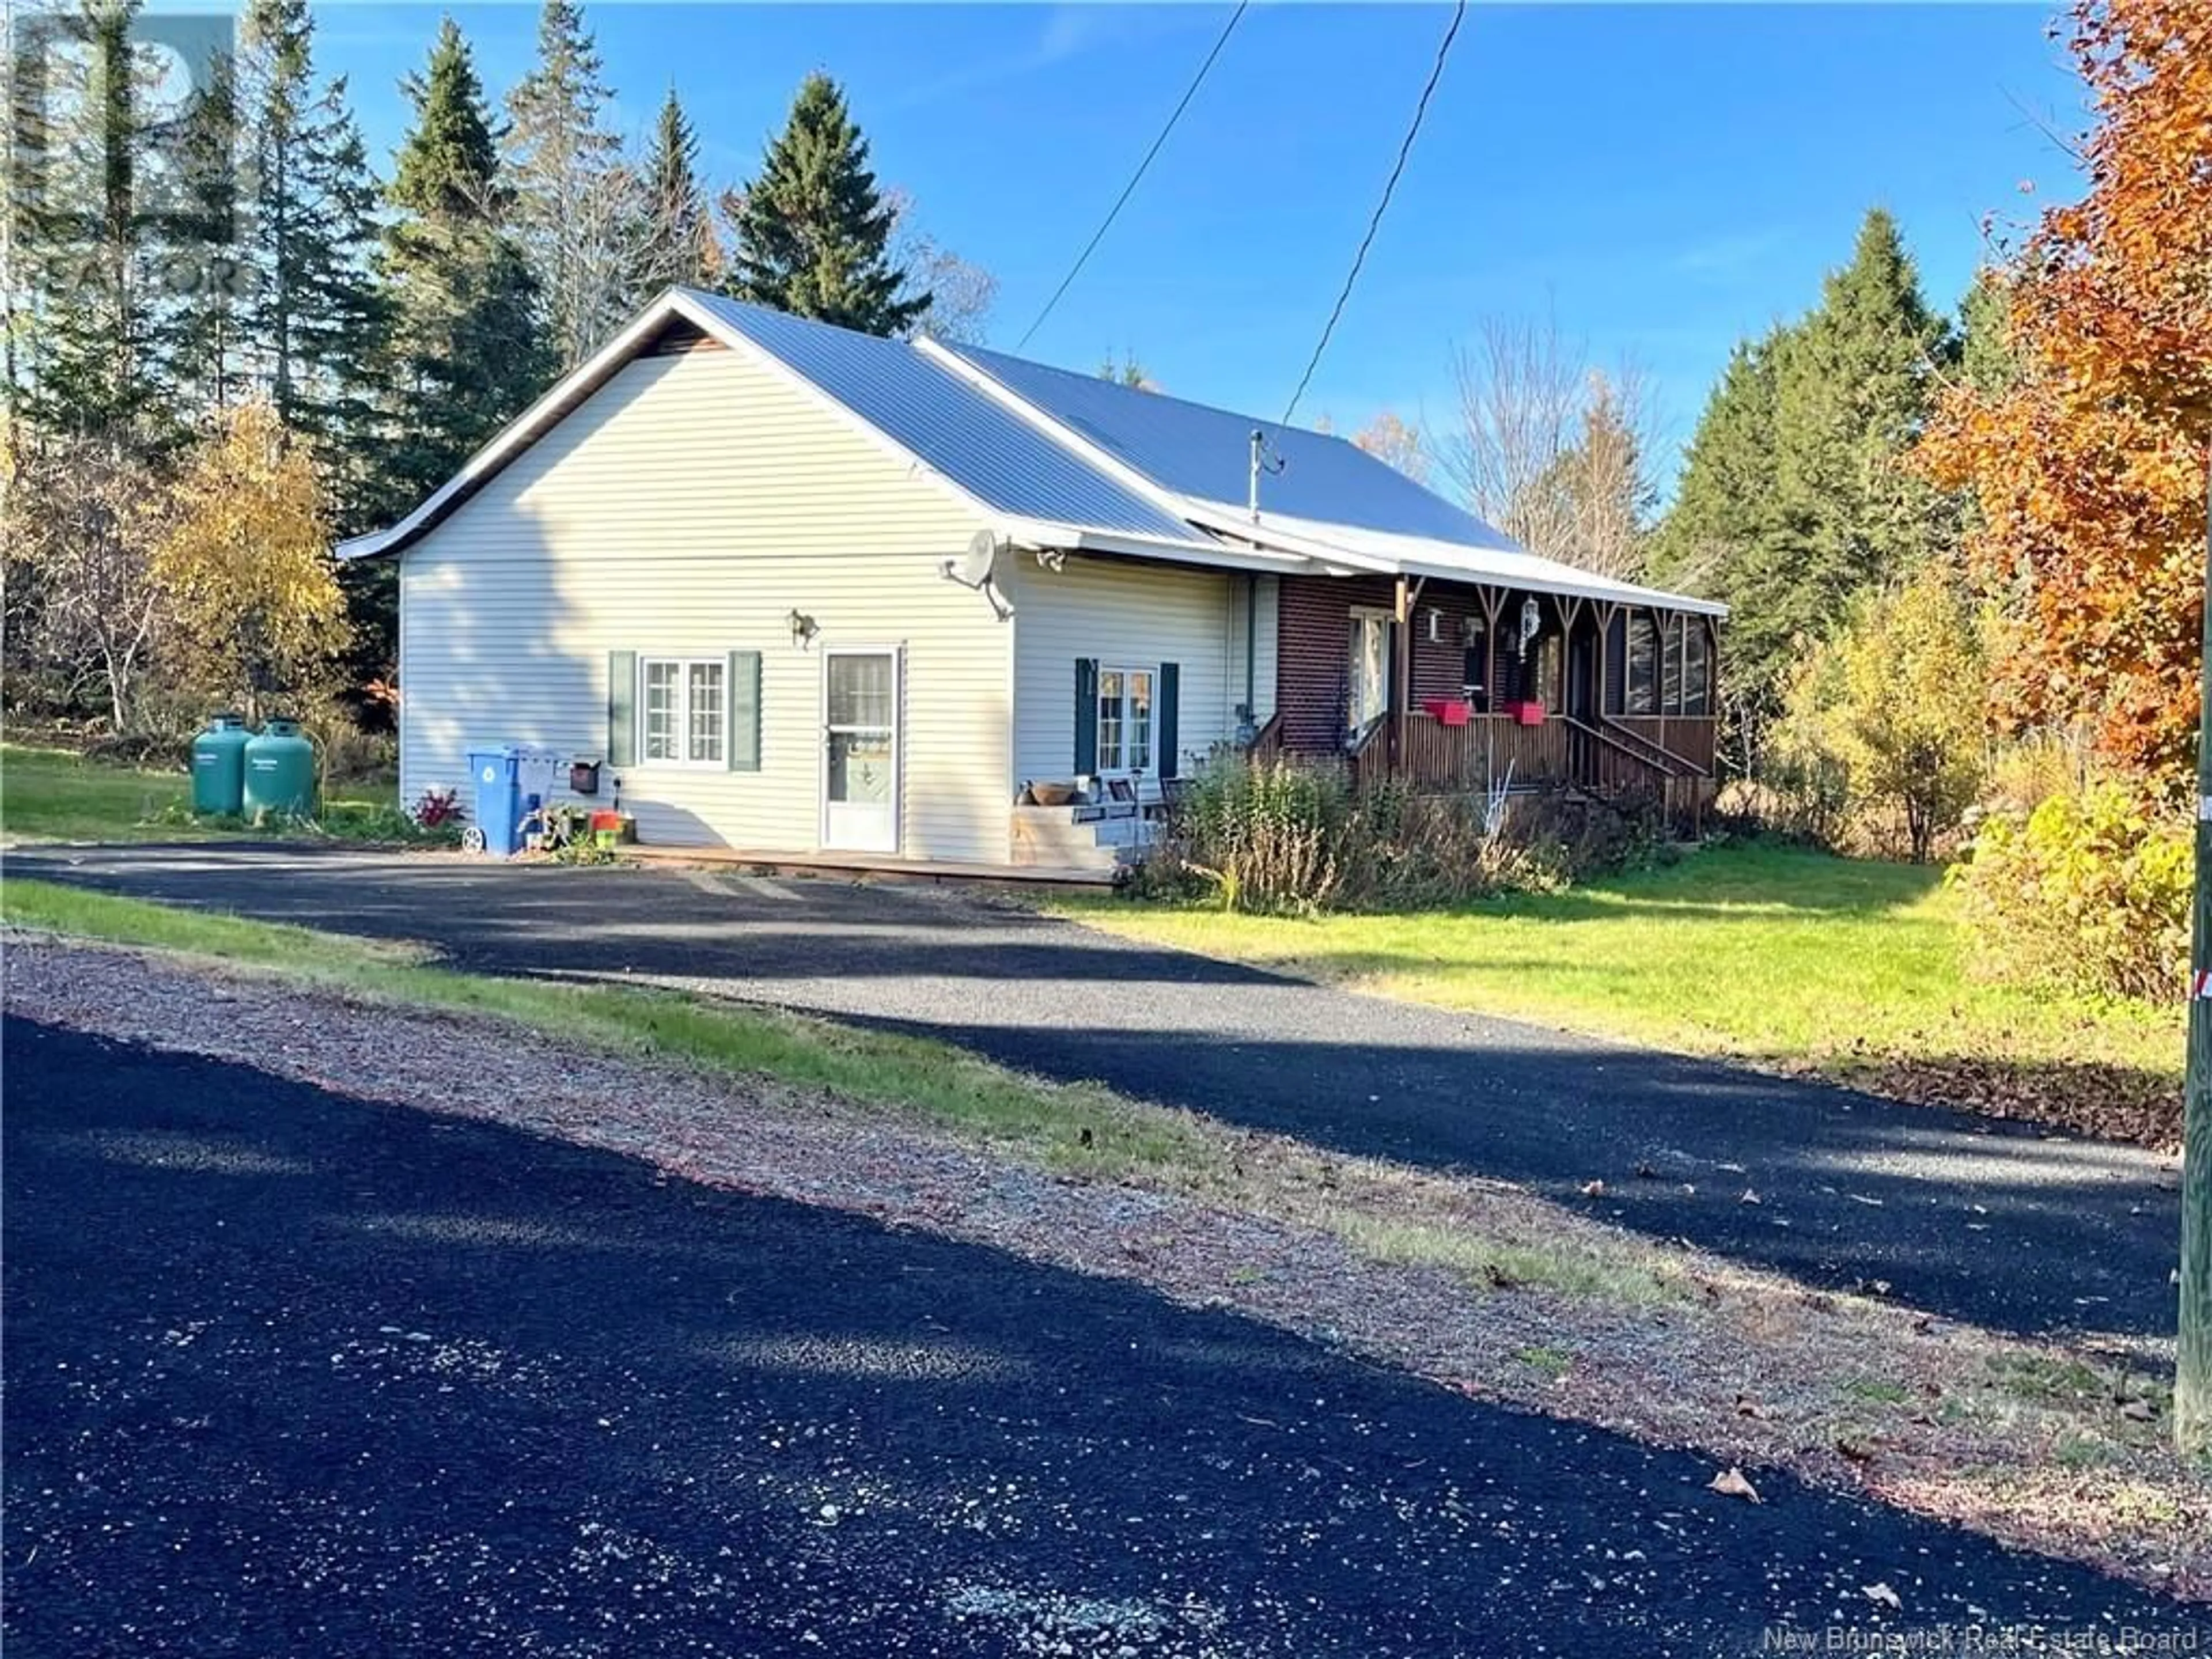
[363,17,550,716]
[9,0,177,436]
[1646,328,1794,742]
[377,17,550,510]
[630,87,715,296]
[1652,210,1957,746]
[1956,271,2017,395]
[234,0,387,528]
[505,0,627,366]
[1768,208,1955,625]
[165,49,245,415]
[725,73,927,335]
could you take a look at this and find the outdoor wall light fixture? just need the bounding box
[788,608,818,647]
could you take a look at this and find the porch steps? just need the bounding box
[1009,804,1154,870]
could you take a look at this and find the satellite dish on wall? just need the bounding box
[943,529,1001,589]
[941,529,1012,621]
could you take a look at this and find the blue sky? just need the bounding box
[307,2,2088,480]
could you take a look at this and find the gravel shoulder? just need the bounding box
[6,937,2207,1607]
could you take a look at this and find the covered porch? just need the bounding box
[1259,569,1722,827]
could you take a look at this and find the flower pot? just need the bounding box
[1513,701,1547,727]
[1031,781,1080,808]
[1422,698,1472,727]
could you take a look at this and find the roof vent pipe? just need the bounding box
[1248,428,1283,522]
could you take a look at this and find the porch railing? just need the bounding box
[1346,711,1715,832]
[1350,713,1569,793]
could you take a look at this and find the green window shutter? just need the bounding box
[607,650,636,767]
[728,649,762,771]
[1073,658,1099,774]
[1156,661,1180,777]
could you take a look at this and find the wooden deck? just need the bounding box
[624,844,1118,888]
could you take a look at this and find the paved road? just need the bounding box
[6,844,2181,1345]
[6,1015,2197,1656]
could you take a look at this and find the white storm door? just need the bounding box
[822,649,899,853]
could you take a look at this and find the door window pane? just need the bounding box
[1537,634,1562,712]
[1096,669,1124,772]
[827,654,893,729]
[1126,671,1153,772]
[828,732,893,804]
[1347,614,1391,731]
[643,660,680,760]
[688,661,725,762]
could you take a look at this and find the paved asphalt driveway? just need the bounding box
[7,1017,2196,1655]
[6,844,2181,1345]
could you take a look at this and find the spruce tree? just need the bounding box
[10,0,176,436]
[165,49,245,415]
[631,87,714,297]
[1769,208,1955,626]
[726,73,927,336]
[377,17,551,511]
[1646,328,1796,737]
[1956,271,2017,395]
[235,0,387,528]
[1653,210,1958,744]
[505,0,626,366]
[361,17,550,718]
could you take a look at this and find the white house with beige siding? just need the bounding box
[342,288,1719,872]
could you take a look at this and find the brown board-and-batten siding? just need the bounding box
[1275,575,1533,754]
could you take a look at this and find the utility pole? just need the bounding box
[2183,435,2212,1457]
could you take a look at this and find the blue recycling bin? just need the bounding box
[467,747,525,857]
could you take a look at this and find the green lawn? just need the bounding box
[1053,842,2184,1143]
[1,743,402,844]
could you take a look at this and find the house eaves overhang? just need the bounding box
[993,517,1307,577]
[1182,501,1729,619]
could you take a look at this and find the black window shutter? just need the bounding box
[608,650,636,767]
[728,649,762,771]
[1157,662,1180,777]
[1073,658,1099,774]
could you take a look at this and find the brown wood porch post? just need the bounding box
[1479,585,1505,791]
[1391,575,1423,774]
[1594,601,1617,720]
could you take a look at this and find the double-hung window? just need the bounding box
[1095,667,1155,774]
[640,657,728,765]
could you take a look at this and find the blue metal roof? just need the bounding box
[682,291,1199,543]
[949,343,1517,550]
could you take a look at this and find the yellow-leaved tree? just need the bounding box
[155,402,350,721]
[1770,566,1990,863]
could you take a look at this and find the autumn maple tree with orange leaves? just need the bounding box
[1918,0,2211,787]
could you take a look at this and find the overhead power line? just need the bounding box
[1277,0,1467,431]
[1014,1,1250,353]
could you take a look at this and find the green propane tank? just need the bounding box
[242,717,316,820]
[190,713,252,816]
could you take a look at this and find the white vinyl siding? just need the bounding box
[1002,553,1238,789]
[1225,573,1278,728]
[397,345,1012,862]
